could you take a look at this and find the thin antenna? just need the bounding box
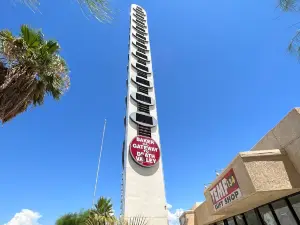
[215,169,224,177]
[93,119,107,207]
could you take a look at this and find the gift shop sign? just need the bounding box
[209,169,242,211]
[130,136,160,167]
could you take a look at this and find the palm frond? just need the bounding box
[287,30,300,59]
[77,0,113,22]
[86,197,116,225]
[288,41,294,52]
[46,40,60,54]
[17,0,113,22]
[0,25,70,123]
[0,30,13,40]
[20,24,44,48]
[19,0,40,11]
[56,210,91,225]
[279,0,299,11]
[55,213,80,225]
[85,217,97,225]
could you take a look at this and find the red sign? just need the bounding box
[129,136,160,167]
[209,169,242,211]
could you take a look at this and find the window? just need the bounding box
[136,51,147,60]
[272,199,298,225]
[136,16,145,23]
[207,194,300,225]
[137,102,150,114]
[234,215,245,225]
[136,18,145,24]
[136,16,145,21]
[227,218,235,225]
[134,13,144,21]
[136,76,150,86]
[135,21,145,27]
[136,33,146,40]
[258,205,278,225]
[135,30,145,36]
[136,11,144,17]
[135,8,144,14]
[136,21,145,28]
[136,113,153,125]
[289,194,300,220]
[138,124,151,137]
[135,10,145,17]
[137,70,147,78]
[138,85,148,95]
[136,63,149,72]
[244,210,262,225]
[137,58,146,65]
[136,26,146,33]
[137,37,146,44]
[136,7,144,14]
[136,42,147,49]
[136,93,151,104]
[136,30,147,37]
[136,24,145,30]
[134,19,145,28]
[137,47,146,54]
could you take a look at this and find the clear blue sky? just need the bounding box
[1,0,300,224]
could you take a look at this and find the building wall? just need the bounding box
[182,141,300,225]
[251,108,300,174]
[180,108,300,225]
[203,154,255,215]
[243,150,300,192]
[181,211,195,225]
[204,149,300,216]
[193,202,225,225]
[122,4,168,225]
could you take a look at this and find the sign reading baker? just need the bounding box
[209,168,242,211]
[129,136,160,167]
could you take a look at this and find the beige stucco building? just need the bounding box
[180,108,300,225]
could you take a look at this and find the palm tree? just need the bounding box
[55,197,149,225]
[278,0,299,11]
[278,0,300,58]
[0,25,70,124]
[56,210,91,225]
[18,0,112,22]
[85,197,116,225]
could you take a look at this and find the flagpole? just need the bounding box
[93,119,107,206]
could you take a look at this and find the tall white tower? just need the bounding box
[121,4,168,225]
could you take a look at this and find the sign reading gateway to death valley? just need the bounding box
[130,136,160,167]
[209,169,242,211]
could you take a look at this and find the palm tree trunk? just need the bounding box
[0,62,7,86]
[0,66,36,123]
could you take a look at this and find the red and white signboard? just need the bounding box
[209,169,242,211]
[129,136,160,167]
